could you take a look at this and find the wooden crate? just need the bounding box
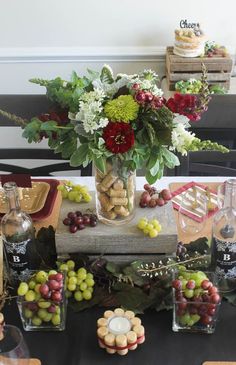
[55,192,178,263]
[166,47,233,91]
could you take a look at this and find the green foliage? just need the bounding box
[22,118,42,143]
[189,138,229,153]
[160,146,180,169]
[100,65,114,84]
[70,144,90,167]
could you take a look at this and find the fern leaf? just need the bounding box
[100,65,114,84]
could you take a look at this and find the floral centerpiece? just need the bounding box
[0,65,227,224]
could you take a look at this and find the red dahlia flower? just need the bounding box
[166,93,201,121]
[103,121,135,154]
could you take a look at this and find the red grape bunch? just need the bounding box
[139,184,172,208]
[63,211,98,233]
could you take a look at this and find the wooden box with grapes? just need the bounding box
[55,189,178,264]
[166,47,233,91]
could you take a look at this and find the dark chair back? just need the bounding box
[0,148,92,176]
[177,150,236,176]
[0,95,92,176]
[175,94,236,176]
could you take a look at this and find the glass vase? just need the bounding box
[95,159,136,225]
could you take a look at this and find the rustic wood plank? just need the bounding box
[169,62,233,72]
[169,72,231,82]
[55,192,178,255]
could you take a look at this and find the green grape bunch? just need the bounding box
[59,260,95,302]
[57,181,92,203]
[175,79,226,95]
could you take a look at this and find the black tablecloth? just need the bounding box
[3,301,236,365]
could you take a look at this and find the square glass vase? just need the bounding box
[172,270,221,334]
[17,271,67,332]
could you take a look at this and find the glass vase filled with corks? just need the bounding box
[95,157,136,225]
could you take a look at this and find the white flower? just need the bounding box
[151,85,163,97]
[92,79,118,97]
[171,124,196,156]
[80,89,105,103]
[173,114,191,127]
[139,79,153,90]
[83,118,99,134]
[141,69,159,80]
[98,117,109,128]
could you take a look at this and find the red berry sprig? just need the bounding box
[139,184,172,208]
[63,211,98,233]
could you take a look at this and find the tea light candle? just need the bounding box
[97,308,145,356]
[108,316,131,335]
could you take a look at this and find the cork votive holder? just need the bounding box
[97,308,145,355]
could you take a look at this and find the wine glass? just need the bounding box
[178,188,207,236]
[0,325,30,364]
[217,182,225,209]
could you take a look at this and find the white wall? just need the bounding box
[1,0,235,48]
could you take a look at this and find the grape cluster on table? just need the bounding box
[58,260,95,301]
[172,269,221,329]
[58,182,92,203]
[137,218,162,238]
[139,184,172,208]
[63,211,98,233]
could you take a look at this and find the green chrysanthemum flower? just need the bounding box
[104,95,139,123]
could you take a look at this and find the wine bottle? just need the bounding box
[211,179,236,292]
[1,182,37,284]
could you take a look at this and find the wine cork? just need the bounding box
[97,318,108,327]
[104,333,116,354]
[97,326,108,339]
[96,184,108,193]
[133,325,145,344]
[101,172,117,189]
[114,308,124,316]
[101,209,117,220]
[98,193,114,212]
[114,205,129,216]
[97,326,109,348]
[110,197,128,206]
[124,310,135,319]
[131,317,141,327]
[113,179,124,190]
[104,310,114,319]
[126,331,137,350]
[108,188,127,198]
[116,334,128,355]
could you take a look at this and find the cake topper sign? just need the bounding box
[180,20,200,29]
